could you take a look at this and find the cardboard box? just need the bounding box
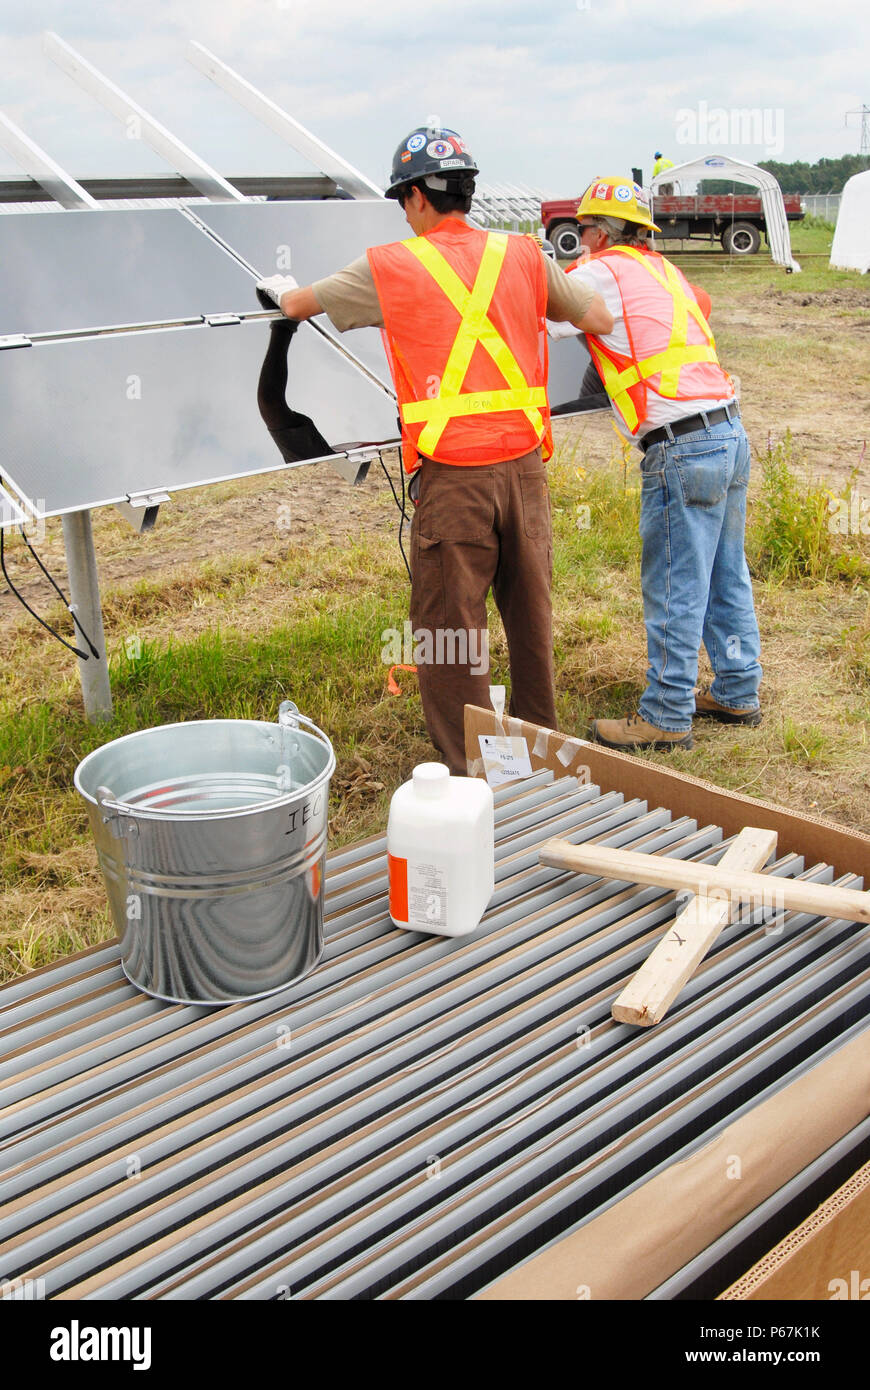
[720,1160,870,1301]
[465,707,870,1300]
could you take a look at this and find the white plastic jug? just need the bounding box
[387,763,495,937]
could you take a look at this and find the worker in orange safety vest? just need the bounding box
[549,176,762,751]
[256,128,613,773]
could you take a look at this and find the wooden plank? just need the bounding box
[539,839,870,926]
[612,828,779,1027]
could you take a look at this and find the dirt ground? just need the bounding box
[3,280,868,644]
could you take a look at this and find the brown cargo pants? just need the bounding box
[409,447,557,774]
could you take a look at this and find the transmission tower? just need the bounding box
[845,104,870,157]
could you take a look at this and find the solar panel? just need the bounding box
[192,203,606,416]
[0,483,25,529]
[0,207,257,338]
[0,320,400,518]
[547,334,600,415]
[191,201,404,386]
[193,199,408,286]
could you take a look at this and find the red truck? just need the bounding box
[541,191,805,258]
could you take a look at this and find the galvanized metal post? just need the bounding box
[61,509,112,722]
[0,109,99,209]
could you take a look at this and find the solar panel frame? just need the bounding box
[0,318,401,518]
[0,483,26,529]
[192,202,605,415]
[0,206,261,339]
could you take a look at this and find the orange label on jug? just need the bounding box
[388,853,409,921]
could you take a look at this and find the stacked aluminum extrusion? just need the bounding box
[0,770,867,1299]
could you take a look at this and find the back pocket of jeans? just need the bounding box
[673,443,730,507]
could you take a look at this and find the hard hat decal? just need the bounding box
[386,127,479,200]
[577,175,661,233]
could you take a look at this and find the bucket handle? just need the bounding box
[278,701,333,749]
[96,784,139,839]
[277,701,336,782]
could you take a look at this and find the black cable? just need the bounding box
[16,525,101,658]
[0,522,92,660]
[379,448,412,583]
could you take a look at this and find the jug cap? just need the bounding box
[412,763,450,798]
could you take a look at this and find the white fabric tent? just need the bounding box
[830,169,870,272]
[650,154,801,273]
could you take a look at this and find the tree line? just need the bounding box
[700,154,869,195]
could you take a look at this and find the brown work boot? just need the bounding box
[694,684,762,727]
[589,713,693,751]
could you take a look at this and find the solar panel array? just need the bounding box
[0,200,601,524]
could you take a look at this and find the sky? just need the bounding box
[0,0,867,194]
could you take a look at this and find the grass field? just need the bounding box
[1,216,868,983]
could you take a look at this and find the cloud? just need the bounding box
[0,0,867,188]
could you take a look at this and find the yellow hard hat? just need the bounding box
[576,176,660,233]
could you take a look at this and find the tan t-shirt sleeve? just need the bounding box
[310,255,384,332]
[543,254,595,324]
[312,245,594,331]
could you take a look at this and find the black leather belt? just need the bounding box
[640,403,739,450]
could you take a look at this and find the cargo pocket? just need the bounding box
[673,442,731,508]
[410,530,446,631]
[520,470,551,539]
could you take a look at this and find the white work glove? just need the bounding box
[256,273,299,312]
[547,318,582,341]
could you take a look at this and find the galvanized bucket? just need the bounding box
[74,702,335,1005]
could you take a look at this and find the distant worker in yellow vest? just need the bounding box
[652,151,674,178]
[256,128,612,773]
[550,176,762,751]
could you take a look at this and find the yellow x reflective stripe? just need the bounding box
[606,343,719,398]
[593,247,720,427]
[403,386,547,423]
[614,246,714,343]
[400,232,544,454]
[593,343,719,432]
[613,247,715,396]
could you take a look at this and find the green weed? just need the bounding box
[782,717,829,766]
[747,433,869,583]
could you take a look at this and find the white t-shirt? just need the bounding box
[548,259,734,440]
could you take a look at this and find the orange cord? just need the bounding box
[387,664,418,695]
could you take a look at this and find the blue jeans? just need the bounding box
[637,416,762,732]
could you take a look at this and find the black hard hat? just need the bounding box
[385,127,479,200]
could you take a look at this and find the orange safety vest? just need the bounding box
[584,246,732,435]
[368,220,552,472]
